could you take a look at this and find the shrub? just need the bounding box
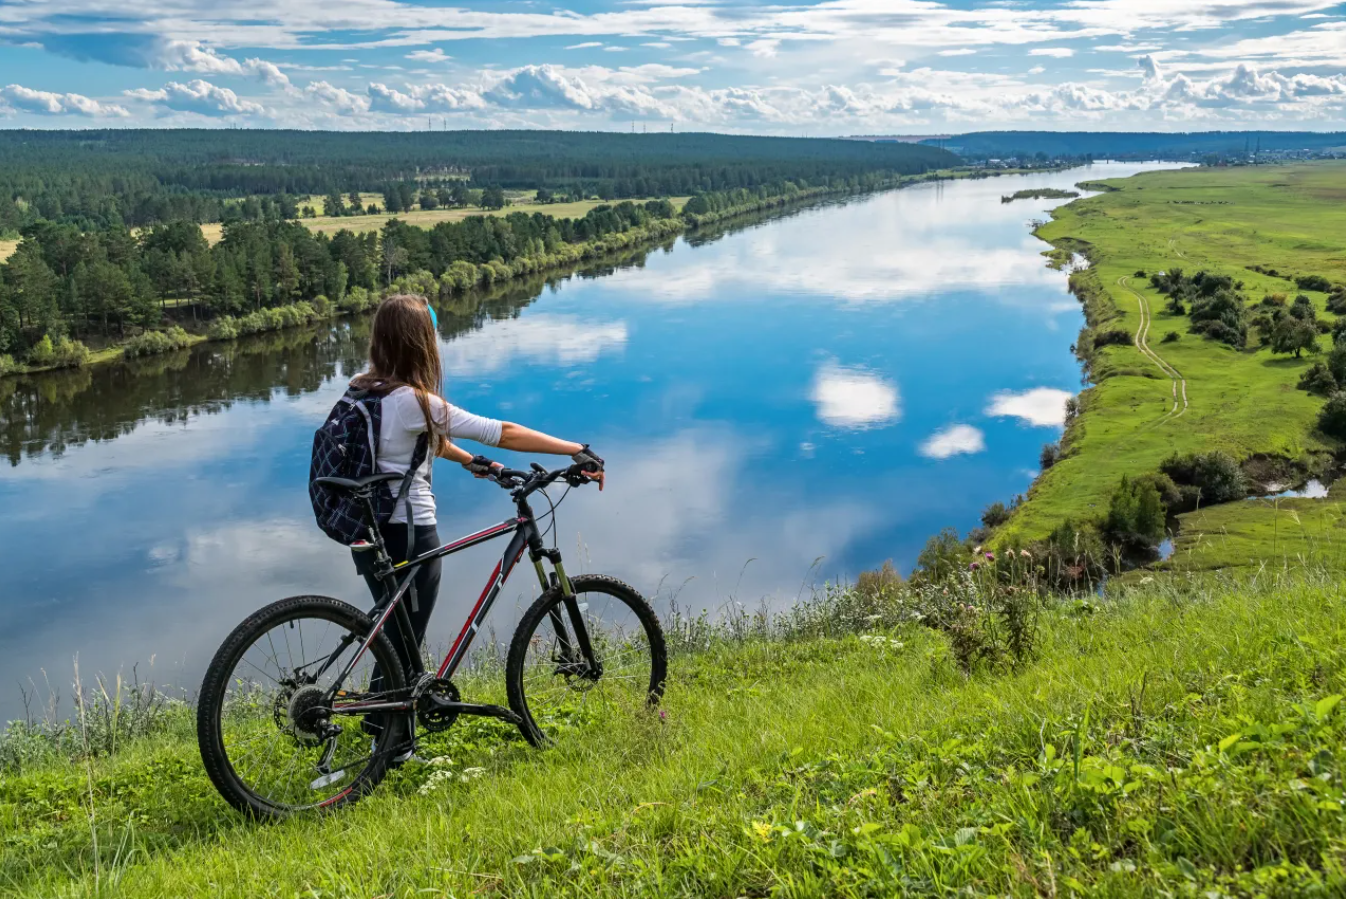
[123,326,192,359]
[1328,344,1346,384]
[1093,328,1131,348]
[980,501,1011,529]
[1064,396,1080,421]
[207,317,239,340]
[1162,330,1180,343]
[25,335,55,366]
[1290,294,1317,321]
[1333,318,1346,347]
[1189,289,1247,347]
[1319,391,1346,440]
[1328,290,1346,315]
[1102,475,1166,549]
[1296,274,1333,292]
[1298,361,1338,396]
[1133,269,1147,278]
[855,560,902,599]
[912,527,965,584]
[1040,517,1107,589]
[1040,442,1061,470]
[1160,451,1248,506]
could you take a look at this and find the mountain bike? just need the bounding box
[196,462,666,818]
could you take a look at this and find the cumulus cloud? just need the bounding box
[1,83,128,117]
[919,425,986,460]
[37,35,290,90]
[305,80,370,114]
[126,79,266,117]
[810,363,900,429]
[985,388,1074,427]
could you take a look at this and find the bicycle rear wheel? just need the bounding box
[197,595,408,818]
[506,574,666,747]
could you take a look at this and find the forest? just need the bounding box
[0,173,904,368]
[931,130,1346,160]
[0,129,957,231]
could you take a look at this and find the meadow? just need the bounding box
[7,569,1346,896]
[1018,162,1346,567]
[0,238,17,262]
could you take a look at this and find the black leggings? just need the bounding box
[352,523,442,682]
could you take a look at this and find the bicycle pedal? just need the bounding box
[310,769,349,790]
[350,540,376,552]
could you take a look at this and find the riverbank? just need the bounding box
[1010,161,1346,570]
[1,164,1063,381]
[6,569,1346,895]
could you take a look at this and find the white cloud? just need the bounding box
[440,315,628,376]
[566,42,604,50]
[1,83,128,117]
[642,41,673,48]
[746,39,780,57]
[1029,48,1075,58]
[406,48,451,63]
[985,388,1074,427]
[919,424,986,459]
[938,48,978,57]
[126,79,265,117]
[306,80,370,114]
[810,363,900,429]
[1028,65,1046,74]
[367,81,423,113]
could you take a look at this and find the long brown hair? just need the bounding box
[352,294,448,454]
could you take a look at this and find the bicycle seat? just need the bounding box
[314,472,404,493]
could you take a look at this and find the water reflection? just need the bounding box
[0,162,1184,721]
[810,362,900,429]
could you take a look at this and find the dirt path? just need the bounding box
[1119,276,1189,422]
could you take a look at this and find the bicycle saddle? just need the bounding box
[313,472,405,493]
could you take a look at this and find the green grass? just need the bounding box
[10,572,1346,895]
[1013,162,1346,561]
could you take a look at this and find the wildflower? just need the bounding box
[1020,549,1031,558]
[984,552,995,561]
[659,709,668,721]
[973,546,983,554]
[970,562,979,571]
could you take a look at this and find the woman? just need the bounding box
[349,294,604,703]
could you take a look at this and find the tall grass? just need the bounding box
[6,568,1346,895]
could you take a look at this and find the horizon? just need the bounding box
[1,1,1344,134]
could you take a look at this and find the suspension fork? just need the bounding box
[531,546,601,676]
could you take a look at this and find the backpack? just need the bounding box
[309,386,429,546]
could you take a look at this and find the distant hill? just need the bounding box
[922,130,1346,160]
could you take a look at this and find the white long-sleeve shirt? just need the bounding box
[376,386,503,525]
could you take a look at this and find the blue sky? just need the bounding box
[1,0,1344,132]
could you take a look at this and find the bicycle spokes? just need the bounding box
[217,612,398,810]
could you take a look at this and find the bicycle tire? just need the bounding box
[505,574,666,748]
[197,595,408,819]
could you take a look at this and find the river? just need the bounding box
[0,162,1175,721]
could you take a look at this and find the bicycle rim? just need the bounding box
[509,576,665,745]
[204,599,405,815]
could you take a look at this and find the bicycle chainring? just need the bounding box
[417,678,461,733]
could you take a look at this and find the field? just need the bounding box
[0,239,16,262]
[303,197,690,237]
[7,572,1346,895]
[1017,162,1346,565]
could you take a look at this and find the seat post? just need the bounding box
[358,492,394,578]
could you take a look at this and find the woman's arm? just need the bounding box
[496,422,584,456]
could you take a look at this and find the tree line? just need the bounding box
[1,177,870,368]
[0,129,956,232]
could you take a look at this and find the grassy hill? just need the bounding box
[6,569,1346,896]
[1016,162,1346,569]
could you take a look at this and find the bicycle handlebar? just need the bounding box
[488,461,598,496]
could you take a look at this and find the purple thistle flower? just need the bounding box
[970,562,979,571]
[984,552,995,561]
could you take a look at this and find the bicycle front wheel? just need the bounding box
[506,574,666,747]
[197,595,408,818]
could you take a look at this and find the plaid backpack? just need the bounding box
[309,386,429,546]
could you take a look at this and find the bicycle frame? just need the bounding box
[325,493,583,716]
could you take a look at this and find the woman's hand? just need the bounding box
[463,455,503,479]
[571,446,605,491]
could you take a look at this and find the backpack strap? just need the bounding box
[394,432,431,569]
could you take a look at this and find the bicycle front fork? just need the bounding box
[531,550,602,678]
